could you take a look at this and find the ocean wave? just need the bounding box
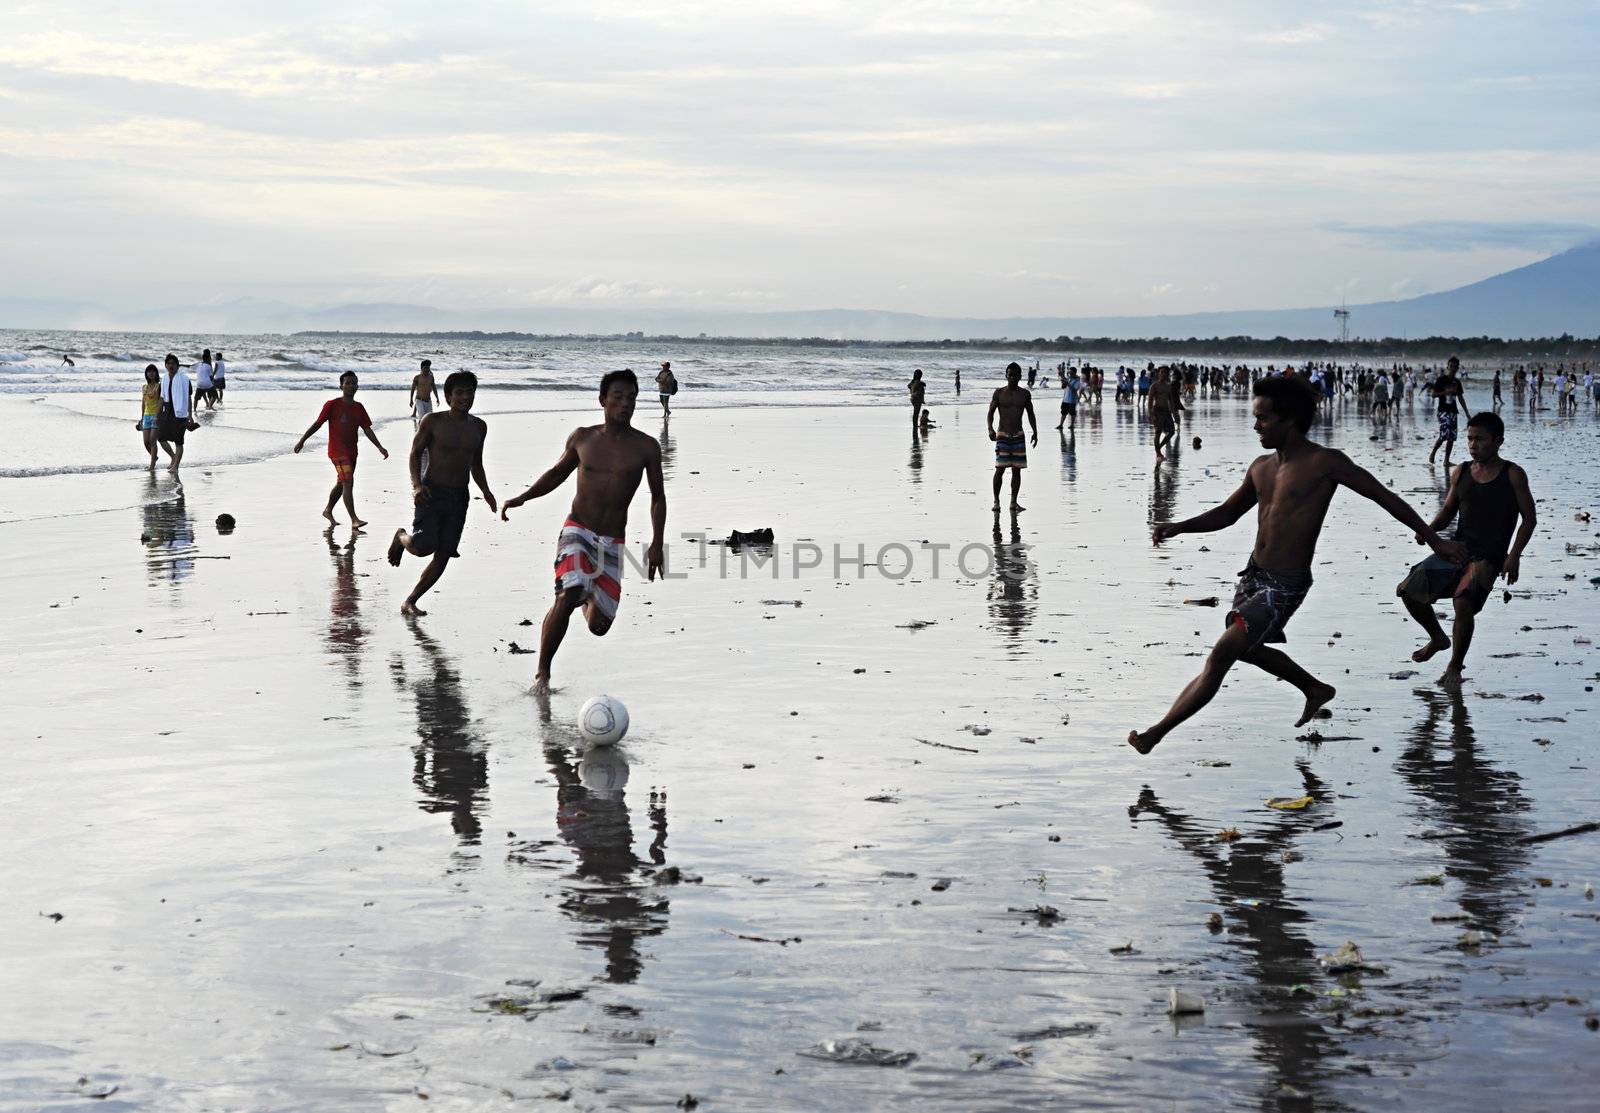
[0,352,27,363]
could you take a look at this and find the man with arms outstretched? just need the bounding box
[987,361,1037,512]
[1129,376,1465,754]
[1398,410,1535,684]
[388,371,496,616]
[500,369,666,691]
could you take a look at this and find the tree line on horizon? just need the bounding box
[294,330,1600,359]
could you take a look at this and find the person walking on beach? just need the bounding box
[138,364,161,468]
[655,361,677,414]
[1491,367,1502,409]
[987,362,1037,512]
[954,369,962,395]
[908,369,926,426]
[1149,369,1179,460]
[295,371,389,528]
[499,369,666,691]
[1398,411,1535,685]
[1427,357,1469,467]
[1127,376,1466,755]
[194,349,216,410]
[1055,368,1079,431]
[156,353,197,473]
[212,351,227,404]
[409,360,439,422]
[388,371,496,616]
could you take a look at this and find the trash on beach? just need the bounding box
[1216,827,1242,842]
[865,793,900,804]
[1010,903,1062,924]
[721,928,802,946]
[1013,1023,1097,1040]
[215,513,236,533]
[1207,913,1225,932]
[1109,942,1141,955]
[1520,821,1600,845]
[506,641,534,654]
[1195,759,1232,767]
[716,528,774,550]
[798,1038,916,1067]
[962,724,992,736]
[930,878,953,891]
[1586,883,1595,901]
[969,1050,1032,1070]
[74,1078,119,1100]
[652,866,703,884]
[1319,940,1385,974]
[1458,929,1498,949]
[896,619,937,630]
[1409,874,1445,886]
[1389,670,1418,680]
[1167,988,1205,1015]
[916,737,978,754]
[1183,597,1220,607]
[1266,795,1315,810]
[761,599,803,607]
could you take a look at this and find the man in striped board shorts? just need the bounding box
[987,361,1037,513]
[501,368,667,692]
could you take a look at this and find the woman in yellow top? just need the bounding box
[139,364,161,468]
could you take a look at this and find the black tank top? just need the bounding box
[1453,461,1520,566]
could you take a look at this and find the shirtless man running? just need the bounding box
[409,359,439,423]
[987,362,1037,512]
[388,370,496,616]
[1128,376,1465,754]
[500,368,666,691]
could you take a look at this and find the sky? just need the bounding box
[2,0,1598,321]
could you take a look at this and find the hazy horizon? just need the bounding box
[4,2,1598,322]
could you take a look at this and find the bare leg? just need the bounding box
[1441,597,1477,682]
[342,479,365,529]
[1401,594,1451,661]
[1128,624,1249,754]
[1009,467,1024,511]
[402,554,450,615]
[991,468,1003,511]
[535,588,584,688]
[1244,646,1337,726]
[324,484,342,525]
[169,443,183,472]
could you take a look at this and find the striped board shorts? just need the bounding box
[554,518,624,621]
[995,434,1028,469]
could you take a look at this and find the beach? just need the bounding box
[4,364,1599,1110]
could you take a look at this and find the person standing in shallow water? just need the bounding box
[499,368,666,692]
[138,364,161,468]
[987,361,1036,513]
[1428,356,1470,467]
[388,371,496,616]
[907,369,925,426]
[1128,376,1466,755]
[295,371,389,528]
[1398,411,1536,684]
[409,359,439,423]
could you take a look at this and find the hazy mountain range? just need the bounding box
[6,242,1598,342]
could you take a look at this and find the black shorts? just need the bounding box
[158,413,186,443]
[1228,560,1313,651]
[1060,402,1076,415]
[410,483,469,558]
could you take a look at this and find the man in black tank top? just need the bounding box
[1398,411,1536,683]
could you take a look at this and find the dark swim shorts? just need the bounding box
[1398,554,1498,613]
[1227,560,1313,651]
[410,482,469,558]
[1437,410,1458,440]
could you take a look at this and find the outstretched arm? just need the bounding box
[470,422,495,513]
[1503,464,1537,583]
[1154,470,1257,543]
[646,441,666,580]
[362,424,388,459]
[1332,452,1464,560]
[501,431,581,519]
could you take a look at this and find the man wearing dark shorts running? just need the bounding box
[1399,411,1535,683]
[987,362,1037,513]
[1128,376,1465,754]
[388,371,496,616]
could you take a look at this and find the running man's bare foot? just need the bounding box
[351,518,368,531]
[1127,729,1159,756]
[1412,636,1451,663]
[1294,681,1337,727]
[532,674,551,696]
[323,507,337,525]
[401,598,426,616]
[1010,502,1025,512]
[1437,665,1464,688]
[387,529,406,566]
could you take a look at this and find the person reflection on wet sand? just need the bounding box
[541,740,670,984]
[658,414,676,481]
[909,425,925,484]
[324,530,366,691]
[1129,762,1347,1109]
[1148,455,1178,529]
[394,625,489,850]
[140,477,195,586]
[988,513,1038,652]
[1058,427,1076,485]
[1397,685,1531,936]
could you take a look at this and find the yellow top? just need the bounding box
[142,382,161,417]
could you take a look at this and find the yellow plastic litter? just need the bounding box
[1265,795,1315,810]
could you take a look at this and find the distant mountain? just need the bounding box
[5,242,1598,340]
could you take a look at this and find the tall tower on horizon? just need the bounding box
[1334,301,1351,344]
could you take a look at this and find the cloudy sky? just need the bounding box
[2,0,1597,319]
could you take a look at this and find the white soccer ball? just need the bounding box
[578,694,629,746]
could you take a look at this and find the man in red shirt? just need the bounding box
[295,371,389,527]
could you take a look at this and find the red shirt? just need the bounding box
[317,398,371,460]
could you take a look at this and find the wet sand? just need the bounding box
[4,391,1599,1109]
